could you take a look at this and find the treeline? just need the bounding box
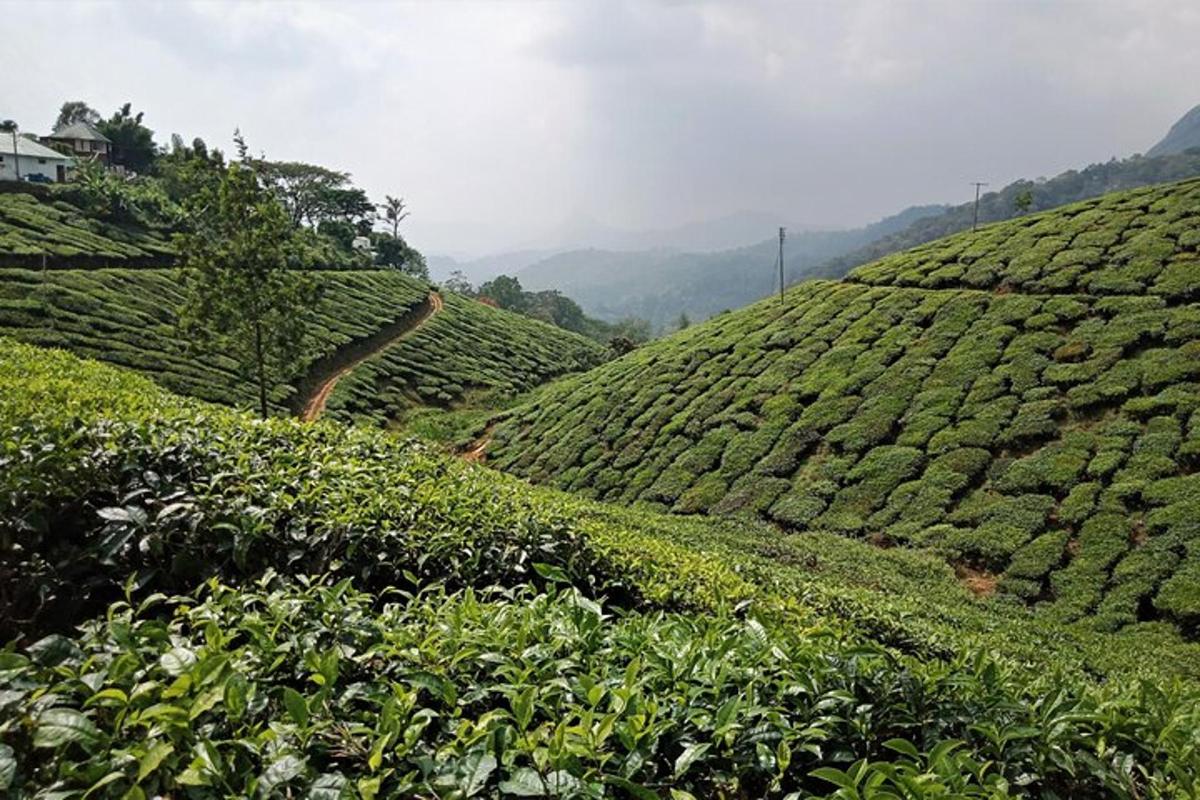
[825,147,1200,275]
[444,271,653,351]
[14,100,427,275]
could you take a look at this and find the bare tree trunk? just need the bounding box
[253,320,268,419]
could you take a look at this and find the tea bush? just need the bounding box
[488,178,1200,639]
[0,268,603,420]
[2,340,1200,797]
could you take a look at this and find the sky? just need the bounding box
[2,0,1198,256]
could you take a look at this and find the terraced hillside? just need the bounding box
[2,339,1198,796]
[0,268,603,418]
[0,191,173,267]
[325,291,606,425]
[487,178,1200,636]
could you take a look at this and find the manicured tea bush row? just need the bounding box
[324,292,606,425]
[850,177,1200,298]
[2,339,1198,797]
[0,267,428,408]
[488,180,1200,637]
[0,268,601,422]
[0,192,173,266]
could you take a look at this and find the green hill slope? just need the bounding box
[2,339,1197,796]
[325,292,607,425]
[0,267,604,419]
[0,190,174,267]
[486,178,1200,638]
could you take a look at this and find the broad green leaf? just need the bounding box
[83,770,124,798]
[137,740,174,781]
[459,751,497,797]
[498,767,545,797]
[159,647,197,677]
[224,673,249,720]
[882,738,920,760]
[511,687,534,730]
[27,635,81,667]
[532,562,569,584]
[283,687,309,727]
[260,754,307,794]
[673,742,711,779]
[308,772,349,799]
[33,708,101,749]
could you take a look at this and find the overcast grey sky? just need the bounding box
[2,0,1198,255]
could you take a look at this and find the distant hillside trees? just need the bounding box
[177,163,319,418]
[827,148,1200,274]
[468,273,651,347]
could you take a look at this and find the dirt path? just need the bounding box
[461,422,496,463]
[295,291,443,422]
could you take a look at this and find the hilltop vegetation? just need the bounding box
[827,148,1200,277]
[487,178,1200,640]
[2,339,1198,797]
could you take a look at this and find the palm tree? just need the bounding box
[380,195,409,237]
[0,120,19,180]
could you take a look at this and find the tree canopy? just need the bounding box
[177,163,320,418]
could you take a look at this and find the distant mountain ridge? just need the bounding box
[1148,104,1200,157]
[515,204,946,328]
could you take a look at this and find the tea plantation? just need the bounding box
[0,191,173,267]
[2,340,1198,797]
[0,267,603,419]
[487,178,1200,640]
[325,292,606,425]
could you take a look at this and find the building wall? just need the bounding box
[0,153,71,182]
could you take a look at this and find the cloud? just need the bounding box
[2,0,1197,255]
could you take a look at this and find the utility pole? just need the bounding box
[970,182,988,231]
[778,226,786,304]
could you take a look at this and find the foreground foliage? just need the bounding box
[1,339,1199,797]
[488,179,1200,640]
[3,580,1198,799]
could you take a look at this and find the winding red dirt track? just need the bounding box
[461,422,496,463]
[297,291,443,422]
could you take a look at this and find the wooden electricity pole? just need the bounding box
[778,226,786,304]
[970,182,988,231]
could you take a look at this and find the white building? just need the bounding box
[0,135,75,183]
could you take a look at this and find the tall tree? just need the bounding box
[380,195,409,237]
[53,101,100,131]
[177,163,319,418]
[478,275,528,312]
[0,120,18,180]
[98,103,156,173]
[251,160,351,227]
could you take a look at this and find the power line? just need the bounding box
[970,182,989,231]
